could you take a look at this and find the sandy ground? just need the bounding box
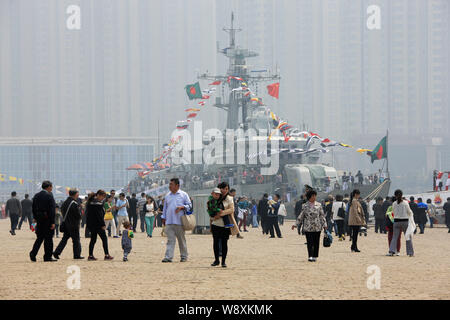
[0,218,449,300]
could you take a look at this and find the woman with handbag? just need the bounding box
[104,195,118,238]
[348,189,365,252]
[332,194,346,241]
[144,196,157,238]
[292,189,327,262]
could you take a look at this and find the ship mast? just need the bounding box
[198,12,280,130]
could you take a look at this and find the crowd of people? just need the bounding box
[3,179,450,265]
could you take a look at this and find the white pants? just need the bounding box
[105,219,117,236]
[117,216,129,234]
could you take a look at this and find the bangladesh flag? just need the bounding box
[185,82,202,100]
[370,136,387,163]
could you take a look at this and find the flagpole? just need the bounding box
[386,129,390,179]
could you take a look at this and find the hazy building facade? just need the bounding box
[0,0,449,193]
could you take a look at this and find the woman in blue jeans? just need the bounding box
[251,200,258,228]
[144,197,156,238]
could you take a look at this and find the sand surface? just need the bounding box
[1,219,449,300]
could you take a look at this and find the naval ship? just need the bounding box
[126,13,390,206]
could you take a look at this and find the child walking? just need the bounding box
[122,221,134,261]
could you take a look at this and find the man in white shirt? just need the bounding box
[161,178,192,263]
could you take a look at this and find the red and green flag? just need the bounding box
[185,82,202,100]
[370,136,387,163]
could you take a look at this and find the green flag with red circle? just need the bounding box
[185,82,202,100]
[370,136,387,163]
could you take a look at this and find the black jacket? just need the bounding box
[32,190,56,224]
[381,200,392,215]
[257,198,269,218]
[128,197,139,215]
[21,199,33,215]
[373,203,385,220]
[61,197,81,229]
[409,202,419,221]
[86,200,106,230]
[294,200,304,218]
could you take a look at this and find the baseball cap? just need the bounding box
[212,188,221,194]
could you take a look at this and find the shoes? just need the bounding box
[162,258,172,263]
[237,234,244,239]
[395,253,400,256]
[386,252,395,256]
[88,256,97,261]
[74,256,85,260]
[180,258,187,262]
[104,255,114,261]
[338,237,343,241]
[123,258,128,262]
[44,258,58,262]
[9,230,15,236]
[243,230,249,232]
[408,254,414,257]
[211,261,220,266]
[221,263,227,268]
[269,236,275,238]
[278,236,283,238]
[53,253,60,260]
[29,252,36,262]
[308,257,313,262]
[312,257,317,262]
[113,235,120,238]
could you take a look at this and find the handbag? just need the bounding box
[323,230,333,247]
[337,203,345,219]
[181,210,196,231]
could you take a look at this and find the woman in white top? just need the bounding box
[144,197,156,238]
[388,189,414,256]
[332,194,346,241]
[278,201,287,225]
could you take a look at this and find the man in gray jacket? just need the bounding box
[6,191,22,235]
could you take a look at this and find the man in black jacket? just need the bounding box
[30,181,57,262]
[373,197,385,233]
[258,194,269,235]
[409,196,419,234]
[380,196,392,234]
[294,195,305,235]
[128,193,139,232]
[53,190,84,260]
[444,197,450,233]
[6,191,22,235]
[18,194,33,230]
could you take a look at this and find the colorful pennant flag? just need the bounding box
[187,113,197,119]
[209,80,221,85]
[185,108,200,112]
